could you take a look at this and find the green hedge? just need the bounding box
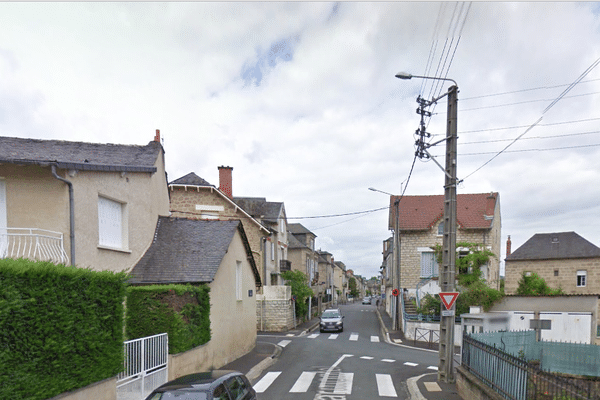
[125,284,211,354]
[0,258,127,400]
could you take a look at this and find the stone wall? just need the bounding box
[456,366,505,400]
[256,285,294,331]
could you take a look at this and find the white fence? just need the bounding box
[0,227,69,265]
[117,333,168,400]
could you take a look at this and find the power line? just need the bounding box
[456,142,600,156]
[460,78,600,101]
[459,129,600,145]
[459,117,600,134]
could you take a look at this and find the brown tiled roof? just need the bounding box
[389,192,498,231]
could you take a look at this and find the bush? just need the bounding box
[0,258,127,400]
[281,270,314,321]
[125,284,210,354]
[516,272,563,296]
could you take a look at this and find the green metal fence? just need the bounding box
[470,331,600,377]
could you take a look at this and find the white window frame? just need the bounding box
[98,195,128,251]
[577,270,587,287]
[418,247,439,278]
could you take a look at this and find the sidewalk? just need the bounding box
[222,307,463,399]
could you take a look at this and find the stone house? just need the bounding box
[0,132,170,271]
[128,218,261,372]
[334,261,348,302]
[317,250,336,309]
[504,231,600,295]
[388,192,501,301]
[287,223,319,315]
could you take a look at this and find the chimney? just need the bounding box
[154,129,161,143]
[506,235,512,257]
[218,166,233,198]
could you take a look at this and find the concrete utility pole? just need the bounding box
[438,84,458,383]
[395,72,459,383]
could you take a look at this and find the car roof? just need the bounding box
[153,370,242,392]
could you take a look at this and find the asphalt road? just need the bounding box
[254,302,440,399]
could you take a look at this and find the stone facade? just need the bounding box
[505,257,600,295]
[256,285,294,331]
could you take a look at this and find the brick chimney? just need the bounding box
[506,235,512,257]
[218,166,233,198]
[154,129,161,143]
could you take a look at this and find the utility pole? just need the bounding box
[438,84,458,383]
[395,72,459,384]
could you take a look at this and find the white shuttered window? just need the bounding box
[98,196,123,249]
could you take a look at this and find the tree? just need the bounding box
[281,270,314,320]
[348,277,359,297]
[516,272,563,296]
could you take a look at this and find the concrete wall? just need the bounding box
[256,285,294,331]
[49,377,117,400]
[456,366,505,400]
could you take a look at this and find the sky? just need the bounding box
[1,2,600,279]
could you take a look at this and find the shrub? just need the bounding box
[125,284,210,354]
[0,258,127,400]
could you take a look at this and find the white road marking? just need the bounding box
[328,334,338,339]
[370,335,380,342]
[333,372,354,394]
[253,371,281,393]
[427,366,439,370]
[360,356,374,360]
[376,373,398,397]
[307,333,319,339]
[381,359,395,363]
[289,371,316,393]
[404,362,418,367]
[286,333,295,337]
[349,333,359,341]
[277,340,291,347]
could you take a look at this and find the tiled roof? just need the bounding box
[233,197,283,222]
[128,218,259,284]
[287,233,307,249]
[389,192,498,231]
[506,232,600,261]
[0,136,161,172]
[288,223,315,236]
[169,172,214,187]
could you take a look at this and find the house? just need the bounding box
[128,217,261,371]
[168,169,270,284]
[287,223,319,316]
[334,261,348,302]
[387,192,501,301]
[504,231,600,294]
[317,250,337,309]
[0,132,170,271]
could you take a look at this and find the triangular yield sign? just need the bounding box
[439,292,459,310]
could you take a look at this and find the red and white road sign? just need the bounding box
[439,292,459,310]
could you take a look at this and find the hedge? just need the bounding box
[125,284,211,354]
[0,258,127,400]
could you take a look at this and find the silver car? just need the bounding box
[320,308,344,333]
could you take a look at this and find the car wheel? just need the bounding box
[340,327,343,333]
[320,329,324,333]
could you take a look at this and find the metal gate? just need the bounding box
[117,333,168,400]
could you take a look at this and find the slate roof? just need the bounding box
[288,223,315,236]
[128,217,260,285]
[0,136,161,172]
[233,197,284,223]
[389,192,498,231]
[169,172,214,187]
[506,232,600,261]
[287,233,307,249]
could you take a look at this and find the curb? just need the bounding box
[407,372,436,400]
[246,344,282,384]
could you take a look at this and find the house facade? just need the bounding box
[317,250,336,310]
[505,231,600,295]
[387,192,501,301]
[0,132,170,272]
[128,218,261,370]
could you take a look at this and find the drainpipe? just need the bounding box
[51,165,75,266]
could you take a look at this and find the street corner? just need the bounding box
[409,373,463,400]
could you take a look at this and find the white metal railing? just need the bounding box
[117,333,168,400]
[0,228,69,265]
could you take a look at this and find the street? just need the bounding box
[253,302,440,399]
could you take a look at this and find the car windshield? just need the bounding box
[322,311,340,318]
[147,392,208,400]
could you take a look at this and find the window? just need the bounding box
[225,376,249,400]
[236,261,242,300]
[213,384,231,400]
[98,196,127,249]
[577,270,587,287]
[195,204,224,220]
[420,251,439,278]
[271,241,275,261]
[554,269,559,277]
[437,222,444,236]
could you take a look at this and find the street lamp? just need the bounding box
[369,187,401,332]
[396,72,458,384]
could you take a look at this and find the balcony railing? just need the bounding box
[0,228,69,265]
[280,260,291,272]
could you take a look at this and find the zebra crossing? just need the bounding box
[254,358,438,396]
[295,332,381,342]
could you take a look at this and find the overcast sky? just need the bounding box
[2,2,599,279]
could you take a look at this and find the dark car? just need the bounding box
[145,370,256,400]
[320,308,344,333]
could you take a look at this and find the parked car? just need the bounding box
[362,296,371,305]
[145,370,256,400]
[320,308,344,333]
